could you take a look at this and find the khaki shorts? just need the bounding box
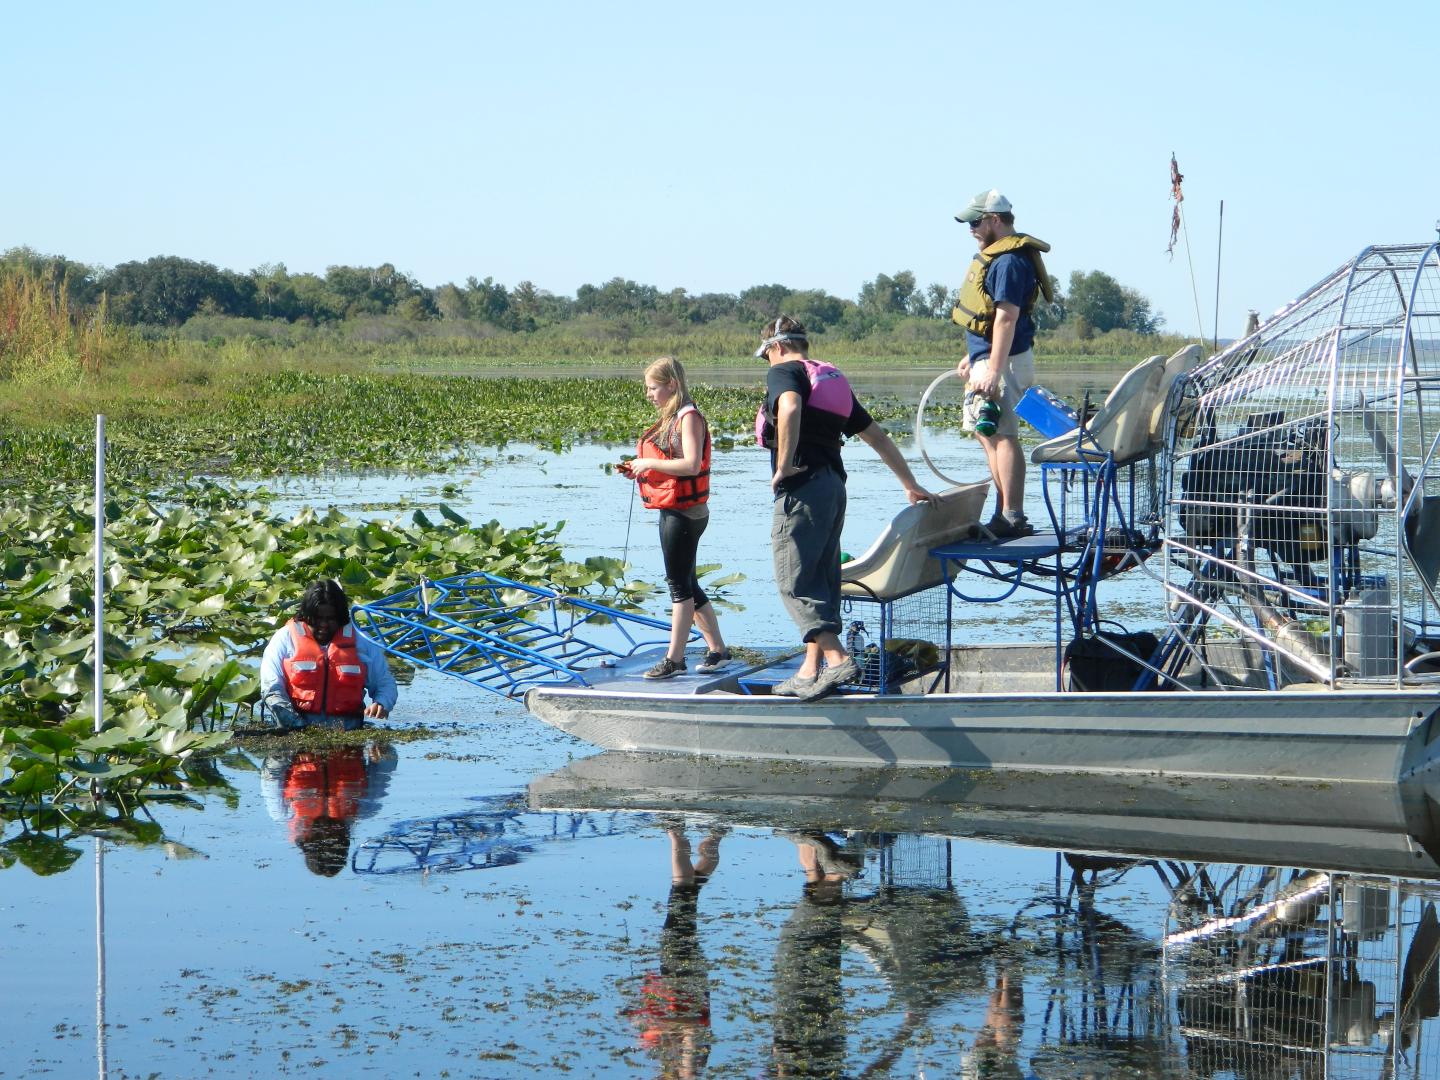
[962,348,1036,438]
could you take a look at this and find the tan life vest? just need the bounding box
[951,233,1054,339]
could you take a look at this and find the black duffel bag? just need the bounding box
[1063,631,1160,692]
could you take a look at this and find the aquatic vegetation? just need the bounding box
[0,742,241,875]
[0,478,652,820]
[0,370,951,486]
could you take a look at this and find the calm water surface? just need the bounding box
[6,429,1437,1078]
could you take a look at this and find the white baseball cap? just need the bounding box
[955,188,1013,223]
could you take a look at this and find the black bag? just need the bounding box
[1063,631,1160,692]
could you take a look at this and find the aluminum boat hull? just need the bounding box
[524,684,1440,784]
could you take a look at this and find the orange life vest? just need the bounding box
[282,749,369,841]
[636,403,711,511]
[282,619,368,716]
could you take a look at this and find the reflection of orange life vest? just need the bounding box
[283,749,368,842]
[636,404,711,511]
[281,619,367,716]
[631,970,711,1044]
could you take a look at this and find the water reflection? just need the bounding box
[351,793,644,876]
[532,753,1440,1078]
[624,824,726,1078]
[260,742,398,875]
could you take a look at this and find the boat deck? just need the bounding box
[566,647,794,696]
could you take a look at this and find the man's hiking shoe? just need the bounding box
[798,656,861,701]
[781,832,863,880]
[644,657,686,680]
[696,649,733,674]
[985,514,1035,540]
[772,670,819,697]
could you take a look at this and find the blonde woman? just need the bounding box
[617,357,731,679]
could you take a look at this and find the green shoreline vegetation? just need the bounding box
[1,253,1189,848]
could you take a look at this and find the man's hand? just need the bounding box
[955,357,972,383]
[771,461,808,490]
[969,364,1002,400]
[905,486,935,506]
[365,702,389,720]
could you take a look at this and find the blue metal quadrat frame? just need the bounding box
[353,572,694,698]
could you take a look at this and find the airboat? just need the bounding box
[356,242,1440,784]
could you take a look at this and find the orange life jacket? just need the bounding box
[636,403,711,511]
[282,619,368,716]
[282,749,369,841]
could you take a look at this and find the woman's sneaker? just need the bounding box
[696,649,732,674]
[644,657,686,680]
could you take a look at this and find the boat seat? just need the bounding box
[841,481,989,602]
[1031,344,1203,467]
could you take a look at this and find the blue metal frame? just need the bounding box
[354,572,691,698]
[932,421,1165,692]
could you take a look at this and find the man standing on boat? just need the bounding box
[952,189,1053,539]
[757,316,932,701]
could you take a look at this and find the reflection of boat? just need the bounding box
[1164,862,1440,1078]
[527,752,1440,880]
[363,243,1440,784]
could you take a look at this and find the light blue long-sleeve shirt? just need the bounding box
[259,622,399,713]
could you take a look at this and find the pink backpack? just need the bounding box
[755,358,854,448]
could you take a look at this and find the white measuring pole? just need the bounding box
[94,414,105,735]
[93,414,109,1080]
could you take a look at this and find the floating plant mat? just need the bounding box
[0,371,959,485]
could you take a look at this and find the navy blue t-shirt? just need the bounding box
[764,360,873,494]
[965,250,1038,360]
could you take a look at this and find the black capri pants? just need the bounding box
[658,509,711,607]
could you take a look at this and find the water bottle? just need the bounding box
[967,391,1001,438]
[845,620,867,659]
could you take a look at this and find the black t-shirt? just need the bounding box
[764,360,874,494]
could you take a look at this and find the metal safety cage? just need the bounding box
[1162,242,1440,689]
[353,572,688,698]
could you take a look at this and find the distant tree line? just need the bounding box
[0,247,1164,340]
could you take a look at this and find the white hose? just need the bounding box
[914,368,968,488]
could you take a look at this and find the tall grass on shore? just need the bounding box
[0,269,121,384]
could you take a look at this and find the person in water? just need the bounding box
[617,356,731,680]
[757,316,932,700]
[259,578,398,729]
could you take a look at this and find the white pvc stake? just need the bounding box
[94,414,105,735]
[93,414,109,1079]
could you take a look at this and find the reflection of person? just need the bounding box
[962,968,1024,1080]
[259,579,397,730]
[771,832,854,1077]
[261,742,398,876]
[757,316,933,700]
[952,189,1053,539]
[625,824,726,1078]
[616,357,730,680]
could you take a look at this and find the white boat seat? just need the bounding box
[1031,344,1203,467]
[841,481,990,602]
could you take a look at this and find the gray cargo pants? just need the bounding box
[771,466,847,643]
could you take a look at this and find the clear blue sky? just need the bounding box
[5,0,1437,339]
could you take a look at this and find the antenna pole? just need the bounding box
[1213,200,1224,351]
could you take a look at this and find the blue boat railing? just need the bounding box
[353,572,688,698]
